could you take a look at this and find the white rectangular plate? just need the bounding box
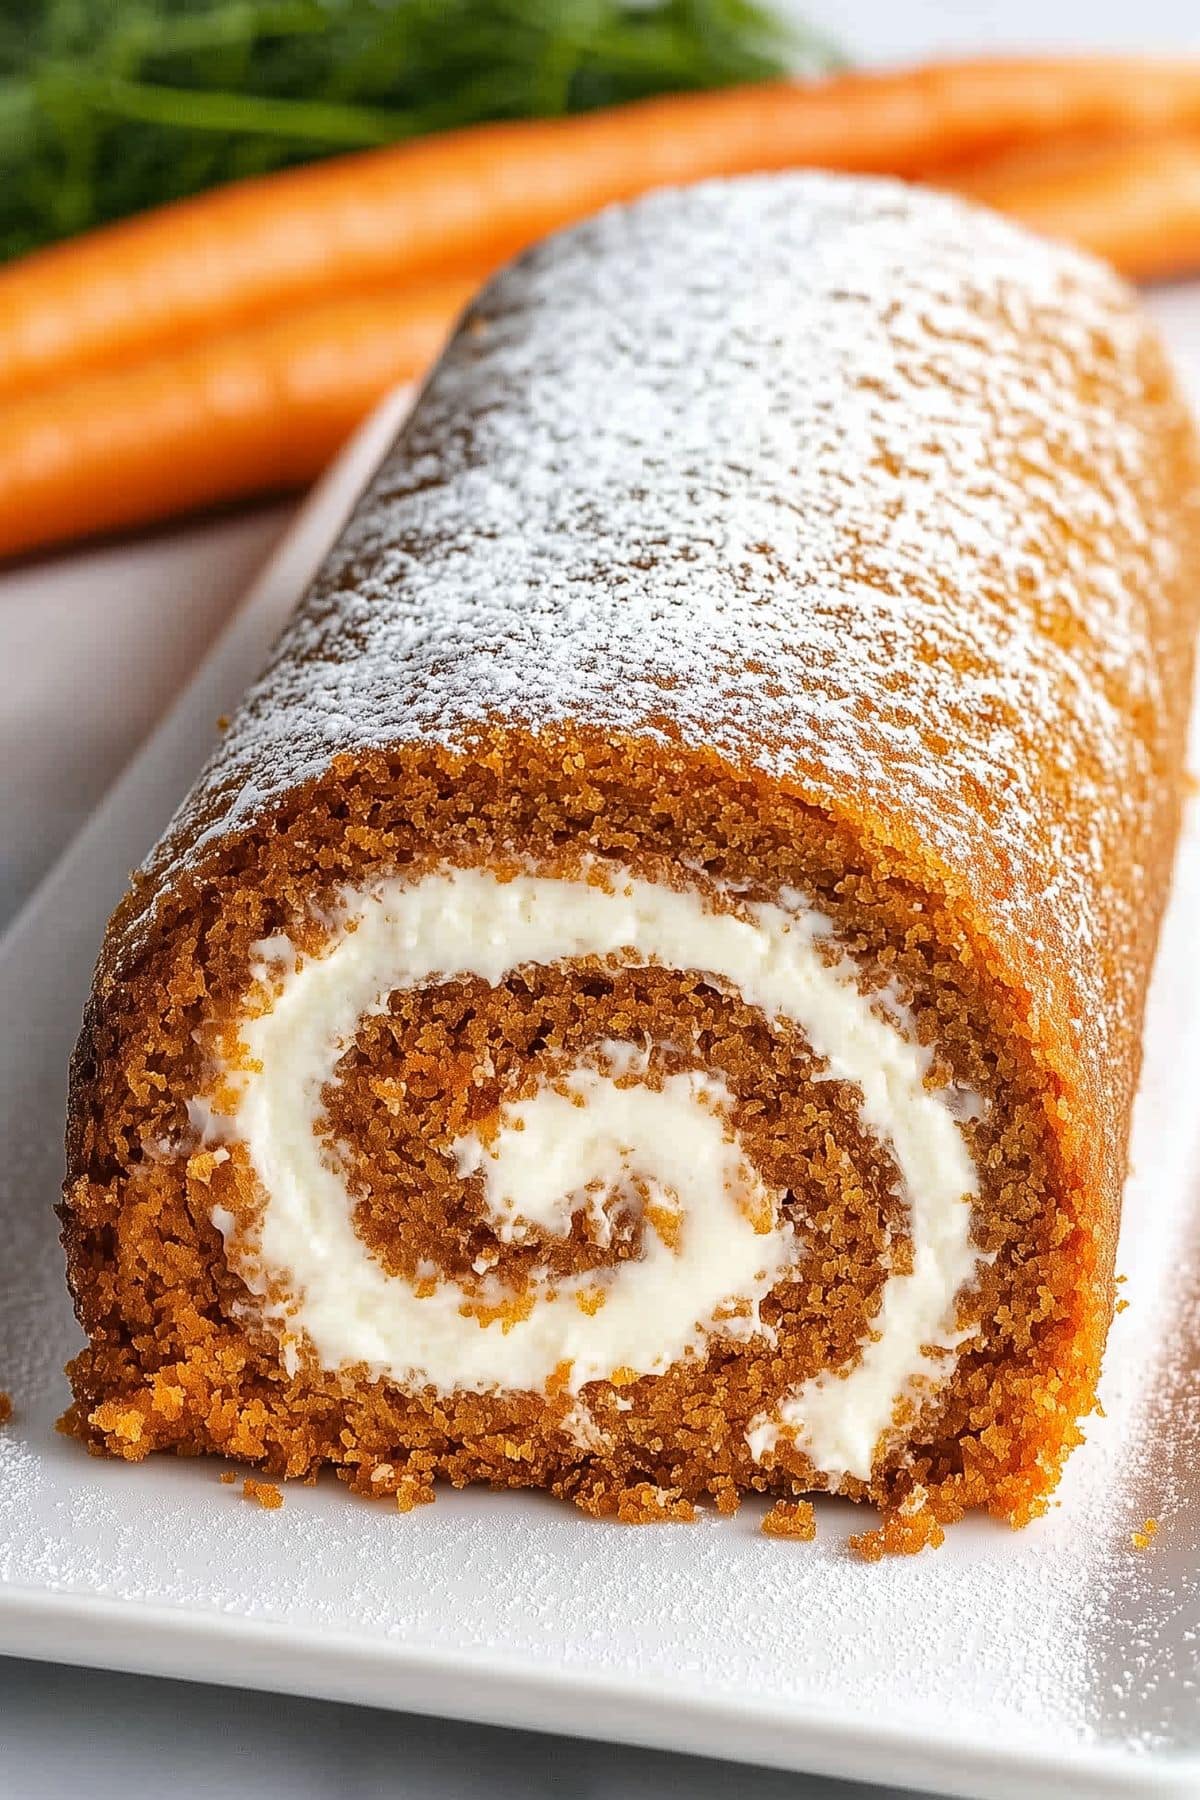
[3,323,1200,1799]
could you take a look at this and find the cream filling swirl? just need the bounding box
[201,863,983,1484]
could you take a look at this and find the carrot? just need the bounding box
[3,56,1200,403]
[0,277,474,562]
[5,118,1195,566]
[944,132,1200,284]
[6,133,1200,564]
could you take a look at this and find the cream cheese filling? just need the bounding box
[202,862,983,1484]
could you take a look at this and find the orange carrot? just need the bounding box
[4,133,1200,562]
[3,57,1200,403]
[945,132,1200,284]
[0,277,474,561]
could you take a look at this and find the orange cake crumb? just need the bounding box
[615,1483,696,1524]
[396,1480,436,1514]
[849,1503,947,1563]
[572,1477,696,1523]
[761,1499,817,1541]
[1131,1518,1159,1551]
[243,1477,283,1511]
[219,1470,236,1485]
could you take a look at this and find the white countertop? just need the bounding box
[3,0,1198,1792]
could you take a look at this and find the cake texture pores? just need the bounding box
[199,865,981,1485]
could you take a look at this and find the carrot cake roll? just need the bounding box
[61,174,1200,1540]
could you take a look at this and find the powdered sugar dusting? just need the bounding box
[120,175,1195,1119]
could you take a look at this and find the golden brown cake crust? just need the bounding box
[61,174,1200,1537]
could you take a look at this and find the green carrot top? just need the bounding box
[0,0,840,259]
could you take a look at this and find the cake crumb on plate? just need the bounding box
[242,1476,283,1511]
[761,1499,817,1540]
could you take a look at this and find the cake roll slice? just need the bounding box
[62,174,1200,1544]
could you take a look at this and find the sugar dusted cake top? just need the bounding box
[126,173,1200,1082]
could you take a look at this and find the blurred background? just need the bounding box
[3,1,1200,1795]
[4,0,1200,924]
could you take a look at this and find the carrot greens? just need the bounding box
[0,1,840,258]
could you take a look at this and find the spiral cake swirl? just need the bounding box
[62,173,1200,1543]
[196,862,982,1485]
